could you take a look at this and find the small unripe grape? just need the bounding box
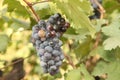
[38,29,46,38]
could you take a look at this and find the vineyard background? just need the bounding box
[0,0,120,80]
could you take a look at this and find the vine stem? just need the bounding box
[92,0,105,49]
[64,53,76,69]
[23,0,40,22]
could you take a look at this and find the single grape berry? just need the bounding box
[53,13,61,19]
[38,29,46,38]
[45,46,53,53]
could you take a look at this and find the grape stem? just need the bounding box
[92,0,105,49]
[23,0,40,22]
[32,0,50,6]
[64,53,76,69]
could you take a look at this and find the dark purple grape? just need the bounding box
[53,13,61,19]
[44,52,52,59]
[45,46,53,53]
[48,60,55,65]
[31,13,70,75]
[60,54,64,60]
[60,18,65,24]
[52,50,60,56]
[38,20,46,28]
[48,16,56,24]
[38,49,45,56]
[54,56,60,61]
[56,61,62,66]
[33,33,39,40]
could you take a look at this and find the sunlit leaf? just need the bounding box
[53,0,95,37]
[65,68,81,80]
[102,17,120,50]
[3,0,29,17]
[0,34,9,52]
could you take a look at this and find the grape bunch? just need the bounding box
[31,13,70,75]
[89,0,102,20]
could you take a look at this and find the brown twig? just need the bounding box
[92,0,105,49]
[92,31,101,49]
[23,0,40,22]
[64,53,76,69]
[32,0,50,6]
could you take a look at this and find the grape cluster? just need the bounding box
[89,0,102,20]
[31,13,70,75]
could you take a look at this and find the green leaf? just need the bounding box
[92,61,108,76]
[92,60,120,80]
[102,21,120,37]
[65,68,81,80]
[52,0,95,37]
[80,64,94,80]
[103,37,120,50]
[0,34,9,52]
[74,37,91,58]
[93,19,107,32]
[3,0,29,17]
[10,18,30,31]
[106,61,120,80]
[102,16,120,50]
[33,2,53,19]
[63,28,89,41]
[33,2,49,11]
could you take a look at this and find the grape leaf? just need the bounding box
[103,37,120,50]
[92,61,108,76]
[80,64,95,80]
[10,18,30,31]
[65,64,94,80]
[74,37,91,58]
[3,0,29,17]
[52,0,95,37]
[0,34,9,52]
[65,68,81,80]
[102,17,120,50]
[33,2,53,19]
[92,60,120,80]
[33,2,49,11]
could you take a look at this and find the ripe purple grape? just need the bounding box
[48,60,55,65]
[31,13,70,75]
[44,52,52,59]
[45,46,53,53]
[52,50,60,56]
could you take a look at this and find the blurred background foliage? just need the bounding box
[0,0,120,80]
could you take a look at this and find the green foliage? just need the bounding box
[65,68,81,80]
[53,0,95,37]
[3,0,29,17]
[102,11,120,50]
[92,60,120,80]
[0,34,9,52]
[0,0,120,80]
